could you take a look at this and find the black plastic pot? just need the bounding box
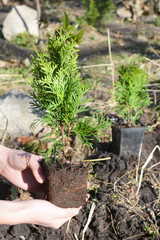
[112,125,146,156]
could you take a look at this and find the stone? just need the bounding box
[2,5,39,41]
[116,6,132,20]
[23,58,30,68]
[0,89,44,140]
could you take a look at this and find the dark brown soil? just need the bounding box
[0,125,160,239]
[41,160,89,208]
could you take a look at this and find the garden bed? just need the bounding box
[0,124,160,240]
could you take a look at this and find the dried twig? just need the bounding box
[114,167,137,192]
[148,46,160,58]
[1,120,12,145]
[77,63,113,69]
[82,202,96,240]
[136,142,142,183]
[148,161,160,171]
[66,219,71,233]
[150,122,160,130]
[0,74,21,78]
[144,57,160,67]
[83,157,111,162]
[0,80,26,85]
[136,145,160,195]
[106,205,117,235]
[74,233,79,240]
[107,28,115,86]
[114,187,147,220]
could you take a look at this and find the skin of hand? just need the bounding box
[0,199,81,229]
[0,145,45,192]
[0,145,82,228]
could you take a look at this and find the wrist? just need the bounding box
[0,200,31,225]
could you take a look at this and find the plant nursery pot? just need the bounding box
[41,160,89,208]
[112,125,146,156]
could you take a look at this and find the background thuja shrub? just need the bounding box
[30,30,110,162]
[114,63,151,125]
[83,0,100,26]
[81,0,115,26]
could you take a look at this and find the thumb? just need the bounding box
[29,156,45,184]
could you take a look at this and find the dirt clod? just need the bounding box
[41,160,89,208]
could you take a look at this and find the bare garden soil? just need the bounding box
[0,123,160,240]
[0,1,160,239]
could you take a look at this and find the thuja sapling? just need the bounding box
[30,29,110,208]
[114,63,151,126]
[112,63,151,156]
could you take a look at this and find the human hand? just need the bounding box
[0,145,45,192]
[0,199,81,229]
[23,199,81,228]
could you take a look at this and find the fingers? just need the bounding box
[29,155,45,184]
[86,193,90,202]
[51,206,81,229]
[65,207,81,218]
[54,206,81,219]
[51,218,72,229]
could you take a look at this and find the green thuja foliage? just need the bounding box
[82,0,115,26]
[85,0,100,26]
[30,29,110,162]
[114,63,151,125]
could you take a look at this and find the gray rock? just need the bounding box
[2,5,39,41]
[116,6,132,20]
[0,89,44,140]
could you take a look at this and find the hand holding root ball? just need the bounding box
[0,145,89,228]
